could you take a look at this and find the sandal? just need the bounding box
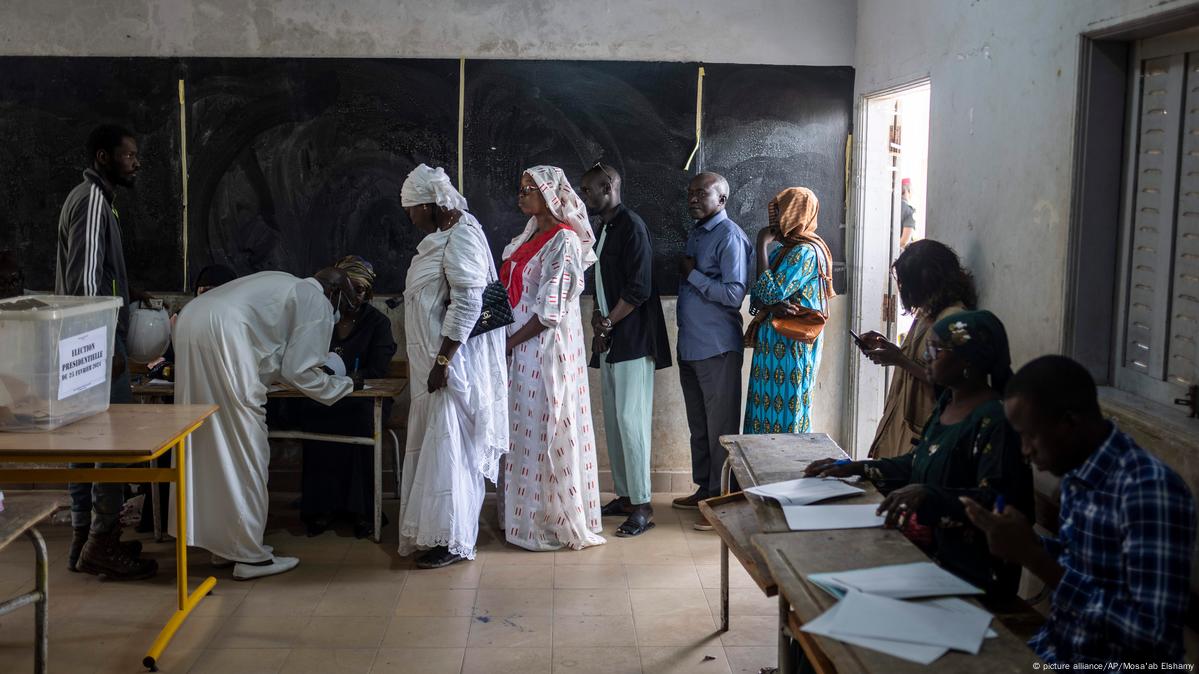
[601,497,632,517]
[614,509,656,537]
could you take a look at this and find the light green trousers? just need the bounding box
[600,356,655,505]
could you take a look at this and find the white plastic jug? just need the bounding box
[127,299,171,363]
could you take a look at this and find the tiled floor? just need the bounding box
[0,493,776,673]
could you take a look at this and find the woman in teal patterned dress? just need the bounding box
[743,187,835,434]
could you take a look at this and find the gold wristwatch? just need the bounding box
[435,354,451,366]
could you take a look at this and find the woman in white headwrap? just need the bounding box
[397,164,509,569]
[498,165,605,551]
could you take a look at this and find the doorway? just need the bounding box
[846,81,931,457]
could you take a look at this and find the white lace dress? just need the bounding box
[398,215,509,559]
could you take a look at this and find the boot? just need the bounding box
[77,529,157,580]
[69,526,144,572]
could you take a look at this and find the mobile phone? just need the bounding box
[849,329,867,350]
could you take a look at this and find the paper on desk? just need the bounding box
[744,477,864,506]
[801,595,949,665]
[809,561,985,599]
[825,590,991,654]
[782,504,885,531]
[144,378,173,387]
[924,597,999,638]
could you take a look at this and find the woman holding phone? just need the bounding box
[856,240,977,459]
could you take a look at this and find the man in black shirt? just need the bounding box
[579,164,672,537]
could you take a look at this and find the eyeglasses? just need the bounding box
[591,162,617,185]
[518,185,539,196]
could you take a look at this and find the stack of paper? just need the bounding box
[744,477,864,506]
[781,504,885,531]
[808,562,984,599]
[801,590,994,664]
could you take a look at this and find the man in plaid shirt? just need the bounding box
[963,355,1195,666]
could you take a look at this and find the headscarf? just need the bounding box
[400,163,468,212]
[335,255,376,291]
[770,187,835,299]
[932,309,1013,392]
[521,165,595,250]
[193,264,237,294]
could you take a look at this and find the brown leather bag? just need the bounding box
[744,244,829,349]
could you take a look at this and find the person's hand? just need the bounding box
[592,334,610,358]
[352,372,366,392]
[427,362,448,393]
[803,457,859,478]
[591,311,606,333]
[858,330,886,350]
[679,256,696,277]
[129,288,155,305]
[961,497,1041,565]
[863,335,904,366]
[766,301,803,317]
[505,337,517,358]
[877,484,929,528]
[756,225,781,247]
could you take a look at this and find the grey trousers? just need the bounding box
[679,351,743,496]
[69,334,132,534]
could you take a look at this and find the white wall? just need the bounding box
[0,0,856,65]
[854,0,1199,366]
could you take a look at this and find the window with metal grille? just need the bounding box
[1116,30,1199,409]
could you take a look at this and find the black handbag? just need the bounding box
[471,279,514,337]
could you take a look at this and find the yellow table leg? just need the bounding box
[143,435,217,672]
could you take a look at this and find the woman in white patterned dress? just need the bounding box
[498,165,605,552]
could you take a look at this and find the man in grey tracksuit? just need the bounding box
[55,124,156,580]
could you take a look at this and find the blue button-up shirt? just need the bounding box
[677,210,751,362]
[1030,423,1196,667]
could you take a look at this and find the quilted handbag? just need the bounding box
[471,279,514,337]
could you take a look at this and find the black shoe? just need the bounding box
[416,546,466,569]
[671,488,711,510]
[70,526,142,571]
[304,514,334,538]
[78,530,158,581]
[353,513,390,540]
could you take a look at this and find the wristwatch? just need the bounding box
[435,354,451,366]
[598,316,614,336]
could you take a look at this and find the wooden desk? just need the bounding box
[131,378,409,543]
[0,404,218,672]
[0,494,67,674]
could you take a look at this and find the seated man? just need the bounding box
[963,355,1196,666]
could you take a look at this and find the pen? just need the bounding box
[833,459,851,465]
[353,357,359,373]
[995,494,1006,514]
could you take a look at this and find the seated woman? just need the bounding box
[859,240,977,459]
[299,255,398,539]
[806,310,1033,595]
[743,186,834,435]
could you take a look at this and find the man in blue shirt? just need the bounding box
[963,356,1196,668]
[672,172,751,529]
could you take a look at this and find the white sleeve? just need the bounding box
[534,230,585,328]
[279,284,353,405]
[441,223,492,342]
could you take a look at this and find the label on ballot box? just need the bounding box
[58,326,108,400]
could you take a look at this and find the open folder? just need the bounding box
[744,477,864,506]
[782,504,885,531]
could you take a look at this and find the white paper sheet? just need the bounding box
[801,596,949,665]
[744,477,864,506]
[923,598,999,638]
[809,561,985,599]
[58,326,108,400]
[782,504,885,531]
[824,590,991,654]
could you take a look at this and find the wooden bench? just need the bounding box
[0,493,68,674]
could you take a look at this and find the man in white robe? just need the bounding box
[170,268,360,580]
[397,164,509,569]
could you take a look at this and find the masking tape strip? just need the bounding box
[683,66,706,171]
[458,57,466,194]
[178,79,189,292]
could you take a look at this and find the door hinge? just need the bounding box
[882,294,897,323]
[1175,385,1199,419]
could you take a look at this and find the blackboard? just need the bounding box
[0,57,182,292]
[0,57,853,295]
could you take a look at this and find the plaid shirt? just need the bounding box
[1031,423,1196,666]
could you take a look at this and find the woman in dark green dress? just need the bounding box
[806,310,1033,595]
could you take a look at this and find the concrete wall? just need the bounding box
[0,0,856,66]
[4,0,859,483]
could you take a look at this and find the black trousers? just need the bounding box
[679,351,743,496]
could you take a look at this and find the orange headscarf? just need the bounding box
[769,187,835,299]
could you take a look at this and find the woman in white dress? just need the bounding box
[498,165,605,551]
[397,164,509,569]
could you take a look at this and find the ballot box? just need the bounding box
[0,295,121,431]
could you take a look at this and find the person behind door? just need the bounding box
[743,187,834,435]
[578,163,672,538]
[171,268,362,580]
[963,356,1196,666]
[55,124,156,580]
[672,172,751,531]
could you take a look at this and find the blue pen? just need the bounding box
[353,357,360,373]
[833,459,851,465]
[994,494,1006,514]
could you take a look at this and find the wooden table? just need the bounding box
[709,433,1041,673]
[0,494,67,674]
[132,378,409,543]
[0,404,218,672]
